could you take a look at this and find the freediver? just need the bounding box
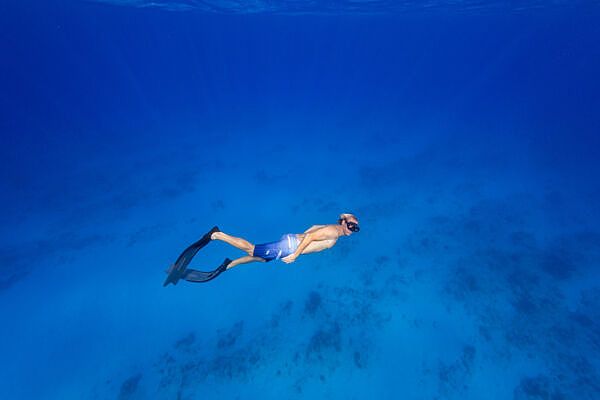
[163,213,360,286]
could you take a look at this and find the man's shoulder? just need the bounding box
[321,224,342,237]
[305,224,341,239]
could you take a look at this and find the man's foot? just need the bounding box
[222,258,233,271]
[208,226,220,240]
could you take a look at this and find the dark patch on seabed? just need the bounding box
[436,345,477,397]
[119,373,142,400]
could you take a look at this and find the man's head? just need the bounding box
[338,213,360,235]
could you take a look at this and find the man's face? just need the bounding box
[344,218,360,234]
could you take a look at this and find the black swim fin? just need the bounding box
[163,226,220,287]
[182,258,232,283]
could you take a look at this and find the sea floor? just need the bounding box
[0,122,598,399]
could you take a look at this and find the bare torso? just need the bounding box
[295,224,341,254]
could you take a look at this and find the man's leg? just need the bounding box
[226,255,266,270]
[211,231,255,256]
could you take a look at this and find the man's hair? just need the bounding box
[338,213,358,224]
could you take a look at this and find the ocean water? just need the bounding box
[1,1,600,399]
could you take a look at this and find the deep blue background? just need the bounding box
[1,1,599,399]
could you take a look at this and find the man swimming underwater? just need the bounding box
[163,213,360,286]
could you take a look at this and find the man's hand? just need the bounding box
[281,253,298,264]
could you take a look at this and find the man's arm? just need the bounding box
[282,226,338,264]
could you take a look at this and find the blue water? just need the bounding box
[1,1,600,399]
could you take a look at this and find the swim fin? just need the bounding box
[163,226,220,287]
[182,258,232,283]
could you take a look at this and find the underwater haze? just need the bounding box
[1,0,600,399]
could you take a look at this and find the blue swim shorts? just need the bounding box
[253,233,300,262]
